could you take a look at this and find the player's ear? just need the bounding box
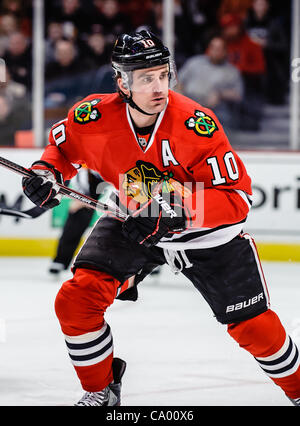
[117,77,130,97]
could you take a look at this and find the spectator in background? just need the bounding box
[48,0,90,38]
[3,31,32,89]
[0,14,19,56]
[244,0,288,104]
[83,32,111,70]
[220,13,265,127]
[181,0,222,56]
[0,0,22,14]
[45,21,65,64]
[45,38,86,82]
[218,0,252,21]
[178,36,243,130]
[0,0,32,37]
[119,0,153,28]
[90,0,132,49]
[45,38,90,108]
[0,62,27,100]
[0,94,15,146]
[0,93,31,146]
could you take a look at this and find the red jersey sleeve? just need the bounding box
[178,107,252,229]
[40,113,87,181]
[40,93,112,181]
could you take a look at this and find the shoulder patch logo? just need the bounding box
[74,99,101,124]
[185,110,218,138]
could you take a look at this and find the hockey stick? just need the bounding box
[0,156,127,220]
[0,205,46,219]
[0,192,45,220]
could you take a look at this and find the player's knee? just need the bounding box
[55,267,116,335]
[227,309,286,357]
[55,282,76,327]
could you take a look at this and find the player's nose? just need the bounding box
[152,78,163,93]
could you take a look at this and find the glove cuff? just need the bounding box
[31,161,63,184]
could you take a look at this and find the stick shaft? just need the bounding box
[0,156,127,219]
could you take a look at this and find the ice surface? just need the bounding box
[0,257,299,406]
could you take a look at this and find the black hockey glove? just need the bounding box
[122,188,186,248]
[22,161,63,210]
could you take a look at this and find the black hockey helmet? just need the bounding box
[111,30,171,72]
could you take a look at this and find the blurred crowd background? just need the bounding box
[0,0,292,148]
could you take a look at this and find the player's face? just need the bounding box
[130,64,169,114]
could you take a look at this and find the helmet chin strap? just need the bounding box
[121,90,157,116]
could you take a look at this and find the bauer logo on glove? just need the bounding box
[122,180,186,248]
[152,193,178,218]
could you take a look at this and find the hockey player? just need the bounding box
[48,168,105,276]
[22,30,300,406]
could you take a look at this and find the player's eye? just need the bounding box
[160,72,168,80]
[142,75,153,84]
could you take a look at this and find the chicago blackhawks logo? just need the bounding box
[122,161,191,204]
[74,99,101,124]
[185,110,218,138]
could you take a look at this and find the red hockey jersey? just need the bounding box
[41,90,252,249]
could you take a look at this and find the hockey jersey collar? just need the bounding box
[125,97,169,154]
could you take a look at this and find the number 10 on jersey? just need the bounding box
[206,151,239,185]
